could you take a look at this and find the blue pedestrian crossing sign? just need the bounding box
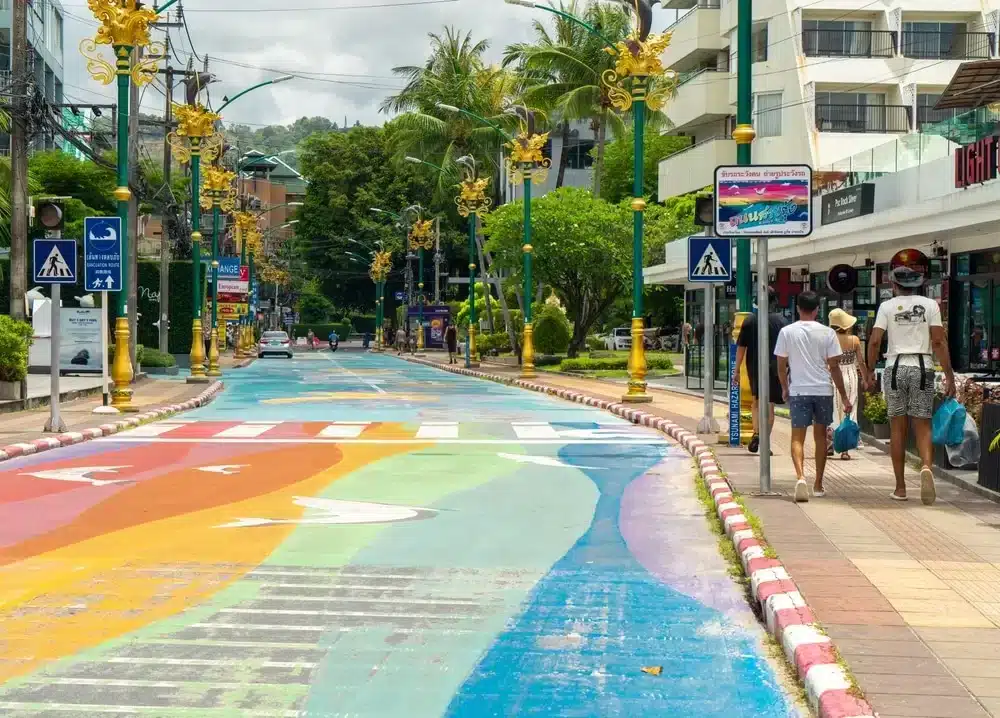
[33,239,77,284]
[84,216,123,292]
[688,235,732,283]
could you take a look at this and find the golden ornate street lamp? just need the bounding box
[407,213,434,354]
[167,102,222,383]
[507,0,677,402]
[232,211,259,358]
[368,249,393,351]
[241,224,263,356]
[504,107,550,378]
[201,165,236,376]
[454,155,492,367]
[80,0,167,410]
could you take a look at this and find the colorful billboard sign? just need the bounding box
[714,165,813,238]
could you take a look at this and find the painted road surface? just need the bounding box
[0,351,804,717]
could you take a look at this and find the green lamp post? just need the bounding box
[81,0,178,409]
[434,104,546,377]
[505,0,677,402]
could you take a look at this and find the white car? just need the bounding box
[605,327,632,351]
[258,330,293,359]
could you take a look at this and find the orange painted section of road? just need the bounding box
[0,441,418,684]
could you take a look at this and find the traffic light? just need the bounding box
[35,200,64,233]
[694,195,714,227]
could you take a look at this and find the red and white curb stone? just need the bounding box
[0,381,224,464]
[405,357,877,718]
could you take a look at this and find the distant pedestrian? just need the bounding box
[445,324,458,364]
[866,249,955,505]
[396,327,406,356]
[827,308,871,461]
[774,290,853,502]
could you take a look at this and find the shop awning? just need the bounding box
[934,60,1000,110]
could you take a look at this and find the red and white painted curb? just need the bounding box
[0,381,224,464]
[405,357,876,718]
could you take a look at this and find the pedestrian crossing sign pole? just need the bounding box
[33,237,77,435]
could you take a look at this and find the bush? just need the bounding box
[559,356,674,373]
[586,335,605,351]
[338,317,354,339]
[107,343,144,366]
[535,355,563,367]
[0,315,33,382]
[477,332,512,356]
[863,392,888,424]
[292,323,339,339]
[141,348,176,368]
[298,293,336,323]
[533,305,571,355]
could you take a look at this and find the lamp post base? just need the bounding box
[521,322,535,379]
[622,317,653,403]
[207,327,222,377]
[110,316,135,411]
[189,317,208,381]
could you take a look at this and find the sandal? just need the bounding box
[841,452,851,461]
[889,492,908,501]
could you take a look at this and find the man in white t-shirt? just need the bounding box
[866,249,955,506]
[775,290,853,502]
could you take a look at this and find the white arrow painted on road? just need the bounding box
[216,496,439,529]
[20,466,132,486]
[197,465,247,475]
[497,452,604,470]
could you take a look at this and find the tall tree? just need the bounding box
[502,1,633,195]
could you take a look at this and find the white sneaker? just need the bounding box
[794,479,810,503]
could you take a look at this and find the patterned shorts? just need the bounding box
[885,366,935,419]
[788,395,834,429]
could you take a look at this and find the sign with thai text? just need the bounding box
[714,165,813,238]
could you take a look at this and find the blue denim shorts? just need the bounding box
[788,395,834,429]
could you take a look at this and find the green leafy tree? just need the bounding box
[598,131,692,203]
[298,292,336,323]
[484,186,631,357]
[533,303,571,354]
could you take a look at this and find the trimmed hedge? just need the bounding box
[559,356,674,372]
[141,348,176,368]
[292,322,354,339]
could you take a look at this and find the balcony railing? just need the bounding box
[916,105,961,130]
[802,29,896,58]
[815,104,911,133]
[901,31,995,60]
[677,67,727,86]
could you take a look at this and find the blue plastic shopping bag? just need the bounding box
[833,416,860,454]
[932,398,967,446]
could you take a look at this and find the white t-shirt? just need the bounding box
[774,321,842,396]
[874,295,942,368]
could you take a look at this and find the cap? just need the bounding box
[889,249,929,288]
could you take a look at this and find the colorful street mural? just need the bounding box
[0,353,802,716]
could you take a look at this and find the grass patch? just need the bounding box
[834,646,865,699]
[693,466,746,584]
[732,495,778,559]
[764,634,811,707]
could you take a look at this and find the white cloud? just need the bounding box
[61,0,683,128]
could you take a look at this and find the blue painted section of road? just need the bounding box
[443,441,797,717]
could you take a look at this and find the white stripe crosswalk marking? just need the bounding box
[512,422,559,439]
[317,422,370,439]
[214,423,279,438]
[415,422,459,439]
[118,423,185,437]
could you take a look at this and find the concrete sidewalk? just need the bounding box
[434,353,1000,718]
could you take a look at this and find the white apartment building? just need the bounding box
[657,0,997,199]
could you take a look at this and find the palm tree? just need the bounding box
[503,1,659,198]
[381,28,518,198]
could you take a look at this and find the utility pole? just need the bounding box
[10,0,29,322]
[159,37,174,354]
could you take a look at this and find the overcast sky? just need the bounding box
[59,0,680,129]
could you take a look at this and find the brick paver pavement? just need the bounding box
[431,355,1000,718]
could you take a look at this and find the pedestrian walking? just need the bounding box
[865,249,955,505]
[827,308,871,460]
[395,327,406,356]
[445,323,458,364]
[732,287,789,455]
[774,290,853,502]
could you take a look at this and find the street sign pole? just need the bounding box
[93,291,118,414]
[757,237,771,492]
[696,226,721,435]
[44,281,66,433]
[689,232,730,436]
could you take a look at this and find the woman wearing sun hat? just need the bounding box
[828,308,870,460]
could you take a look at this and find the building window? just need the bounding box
[51,10,62,54]
[902,21,975,59]
[753,23,768,62]
[754,91,782,137]
[802,19,890,57]
[565,139,595,170]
